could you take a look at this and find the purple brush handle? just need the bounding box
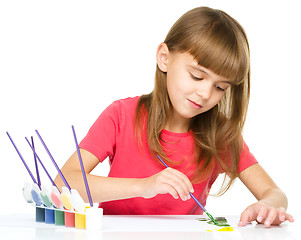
[25,137,59,191]
[156,155,207,212]
[189,192,206,212]
[35,130,71,190]
[31,137,41,188]
[72,125,93,207]
[6,132,37,185]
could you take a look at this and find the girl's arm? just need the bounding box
[238,163,294,227]
[54,148,193,203]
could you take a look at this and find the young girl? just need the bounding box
[55,6,294,227]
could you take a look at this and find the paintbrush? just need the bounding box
[6,132,38,185]
[72,125,93,207]
[156,155,217,224]
[35,129,86,213]
[6,132,45,205]
[35,130,71,190]
[25,137,59,190]
[31,137,41,188]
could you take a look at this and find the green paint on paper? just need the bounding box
[205,211,218,225]
[207,219,230,227]
[196,216,231,227]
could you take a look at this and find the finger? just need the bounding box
[278,207,286,222]
[238,208,253,227]
[167,168,194,193]
[277,208,295,224]
[163,184,179,200]
[159,173,189,201]
[164,168,193,200]
[257,205,268,223]
[286,214,294,223]
[162,169,192,201]
[264,208,277,227]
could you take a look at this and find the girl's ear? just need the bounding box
[156,43,169,72]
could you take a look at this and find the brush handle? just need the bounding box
[189,192,206,212]
[31,136,41,188]
[72,125,93,207]
[35,130,71,190]
[157,155,207,212]
[6,132,37,185]
[157,154,217,224]
[158,155,169,168]
[25,137,59,190]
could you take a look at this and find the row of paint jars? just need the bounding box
[35,205,103,230]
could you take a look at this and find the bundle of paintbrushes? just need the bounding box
[6,126,103,230]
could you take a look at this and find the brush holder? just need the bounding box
[85,207,103,230]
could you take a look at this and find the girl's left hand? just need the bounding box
[238,202,294,227]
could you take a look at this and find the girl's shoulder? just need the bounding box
[110,96,140,110]
[96,96,140,124]
[104,96,140,121]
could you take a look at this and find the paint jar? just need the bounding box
[54,208,65,225]
[22,181,33,204]
[75,211,86,229]
[85,207,103,230]
[50,186,62,209]
[45,208,55,224]
[31,183,43,206]
[40,185,52,208]
[65,210,75,227]
[35,206,45,222]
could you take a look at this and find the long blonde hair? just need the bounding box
[135,7,250,195]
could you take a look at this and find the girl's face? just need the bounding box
[158,46,232,132]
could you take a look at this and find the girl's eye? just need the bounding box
[190,73,203,81]
[215,85,225,91]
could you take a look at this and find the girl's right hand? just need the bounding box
[138,168,194,201]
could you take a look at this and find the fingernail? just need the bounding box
[257,216,263,222]
[190,188,194,193]
[265,220,271,226]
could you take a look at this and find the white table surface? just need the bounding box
[0,213,299,240]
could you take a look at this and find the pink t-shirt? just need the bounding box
[79,96,257,215]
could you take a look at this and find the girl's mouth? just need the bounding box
[187,99,202,109]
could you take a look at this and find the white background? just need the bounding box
[0,0,300,217]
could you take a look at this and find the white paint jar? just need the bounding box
[85,207,103,230]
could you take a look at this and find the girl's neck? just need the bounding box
[164,115,190,133]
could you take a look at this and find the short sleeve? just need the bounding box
[79,100,120,162]
[238,141,258,173]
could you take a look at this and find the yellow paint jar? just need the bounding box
[61,193,73,210]
[75,212,86,229]
[75,206,90,229]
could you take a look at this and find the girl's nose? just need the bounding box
[196,82,212,100]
